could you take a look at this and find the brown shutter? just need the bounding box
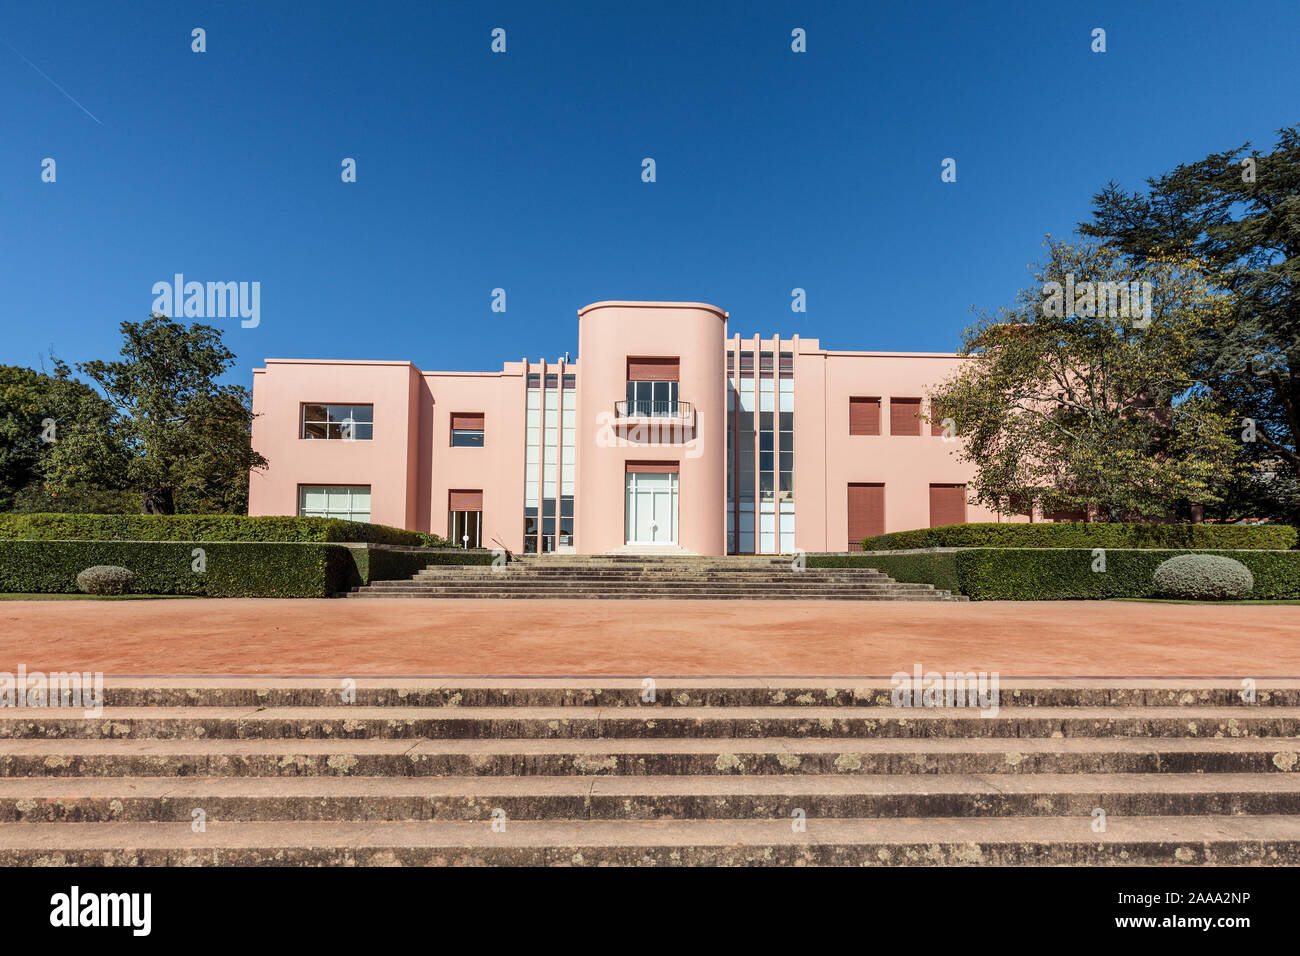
[849,397,881,436]
[930,407,946,436]
[929,484,966,527]
[625,460,679,474]
[450,413,484,430]
[890,398,921,436]
[627,357,680,381]
[847,483,885,549]
[448,490,483,511]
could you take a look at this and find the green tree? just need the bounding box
[1080,124,1300,521]
[54,314,267,514]
[0,361,128,511]
[929,240,1242,522]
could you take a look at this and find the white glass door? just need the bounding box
[625,472,678,544]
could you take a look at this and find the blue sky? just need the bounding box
[3,0,1297,388]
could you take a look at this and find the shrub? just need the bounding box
[1153,554,1254,600]
[863,522,1296,552]
[0,513,423,546]
[809,549,1300,600]
[75,565,135,595]
[0,541,355,597]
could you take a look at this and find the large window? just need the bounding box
[299,485,371,522]
[301,404,373,440]
[625,379,679,417]
[450,412,485,447]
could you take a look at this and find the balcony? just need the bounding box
[614,399,693,421]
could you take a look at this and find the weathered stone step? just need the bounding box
[5,773,1299,822]
[83,678,1300,709]
[3,815,1297,866]
[5,705,1300,740]
[6,737,1298,777]
[349,590,956,601]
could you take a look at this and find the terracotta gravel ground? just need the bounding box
[0,598,1297,677]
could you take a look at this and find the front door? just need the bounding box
[625,471,678,544]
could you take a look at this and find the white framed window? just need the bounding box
[301,404,373,440]
[298,485,371,522]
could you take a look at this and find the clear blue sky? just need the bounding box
[3,0,1297,388]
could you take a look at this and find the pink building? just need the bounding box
[248,300,1006,554]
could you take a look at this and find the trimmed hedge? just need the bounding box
[0,540,358,597]
[809,549,1300,601]
[864,522,1297,552]
[0,513,424,547]
[352,547,495,586]
[1153,554,1254,600]
[809,552,961,595]
[0,541,501,597]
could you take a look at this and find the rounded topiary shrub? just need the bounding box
[76,565,135,596]
[1153,554,1253,601]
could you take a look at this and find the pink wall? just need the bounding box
[575,302,726,555]
[249,360,420,529]
[791,344,1001,550]
[417,367,527,552]
[248,301,1017,554]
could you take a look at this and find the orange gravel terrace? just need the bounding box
[1,598,1297,676]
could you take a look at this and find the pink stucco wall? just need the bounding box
[248,299,1015,554]
[574,302,726,556]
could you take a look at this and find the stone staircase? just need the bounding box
[1,678,1298,865]
[348,554,965,600]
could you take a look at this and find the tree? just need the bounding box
[0,361,128,511]
[929,240,1242,522]
[1080,124,1300,521]
[53,314,267,514]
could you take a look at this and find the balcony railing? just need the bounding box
[614,399,692,420]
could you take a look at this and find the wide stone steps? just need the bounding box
[2,679,1297,865]
[347,555,964,600]
[5,706,1300,739]
[8,735,1298,777]
[3,816,1297,866]
[5,773,1300,821]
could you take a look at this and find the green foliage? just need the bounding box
[808,552,961,594]
[863,522,1296,551]
[57,314,267,514]
[810,547,1299,600]
[416,532,454,548]
[1081,124,1300,523]
[75,565,135,595]
[929,240,1242,522]
[0,363,128,511]
[356,547,494,585]
[0,513,424,546]
[956,548,1297,601]
[0,541,355,597]
[1153,554,1254,600]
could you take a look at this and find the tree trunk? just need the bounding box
[141,488,175,515]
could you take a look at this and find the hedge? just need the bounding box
[810,549,1300,601]
[0,513,424,547]
[0,541,499,597]
[863,522,1297,552]
[0,540,357,597]
[809,552,961,595]
[351,547,494,586]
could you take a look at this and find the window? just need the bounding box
[625,379,679,417]
[849,397,881,436]
[890,398,922,436]
[301,404,373,440]
[299,485,371,522]
[450,412,485,447]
